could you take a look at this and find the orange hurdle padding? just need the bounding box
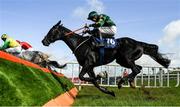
[0,51,64,76]
[43,87,78,106]
[0,51,78,106]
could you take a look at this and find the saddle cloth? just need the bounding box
[95,38,117,48]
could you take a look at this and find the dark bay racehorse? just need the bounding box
[42,21,170,96]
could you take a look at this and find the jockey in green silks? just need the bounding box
[85,11,117,47]
[0,34,22,55]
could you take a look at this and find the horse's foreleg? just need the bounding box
[48,61,67,68]
[87,71,115,97]
[79,65,95,82]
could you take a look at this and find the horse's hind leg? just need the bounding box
[127,63,142,88]
[87,71,115,97]
[116,48,143,89]
[117,62,141,89]
[116,55,142,89]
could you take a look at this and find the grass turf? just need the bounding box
[73,86,180,106]
[0,58,74,106]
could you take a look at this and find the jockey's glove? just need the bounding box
[82,29,88,34]
[83,29,91,34]
[89,24,96,27]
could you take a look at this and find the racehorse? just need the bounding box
[42,21,170,96]
[20,50,66,70]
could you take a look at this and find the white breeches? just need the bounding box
[5,46,22,54]
[98,26,117,37]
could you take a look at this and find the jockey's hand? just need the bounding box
[82,29,90,34]
[89,24,96,27]
[84,23,89,28]
[84,25,88,28]
[82,29,87,34]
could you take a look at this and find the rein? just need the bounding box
[65,27,85,36]
[60,25,90,54]
[73,37,90,54]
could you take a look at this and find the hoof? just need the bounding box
[129,80,136,88]
[118,84,122,89]
[137,65,142,70]
[109,91,115,97]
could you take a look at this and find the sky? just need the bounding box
[0,0,180,67]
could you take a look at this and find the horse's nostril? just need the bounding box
[42,40,45,45]
[44,43,49,46]
[42,40,49,46]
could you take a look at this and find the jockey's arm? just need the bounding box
[90,15,107,27]
[0,41,10,50]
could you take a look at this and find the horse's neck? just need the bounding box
[62,34,82,52]
[60,26,89,53]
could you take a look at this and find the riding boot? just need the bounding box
[96,32,104,47]
[92,37,104,48]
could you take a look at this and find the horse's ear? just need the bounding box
[55,20,61,26]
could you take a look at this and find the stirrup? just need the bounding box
[96,42,104,47]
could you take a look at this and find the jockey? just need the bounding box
[86,11,117,46]
[0,34,21,55]
[16,40,34,51]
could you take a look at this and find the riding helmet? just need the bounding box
[1,34,8,39]
[88,11,98,20]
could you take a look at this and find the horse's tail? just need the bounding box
[136,41,158,55]
[136,41,171,68]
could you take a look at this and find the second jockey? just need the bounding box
[0,34,21,55]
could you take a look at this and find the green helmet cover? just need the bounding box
[88,11,98,20]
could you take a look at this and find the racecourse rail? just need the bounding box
[57,62,180,89]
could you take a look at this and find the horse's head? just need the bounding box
[42,20,65,46]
